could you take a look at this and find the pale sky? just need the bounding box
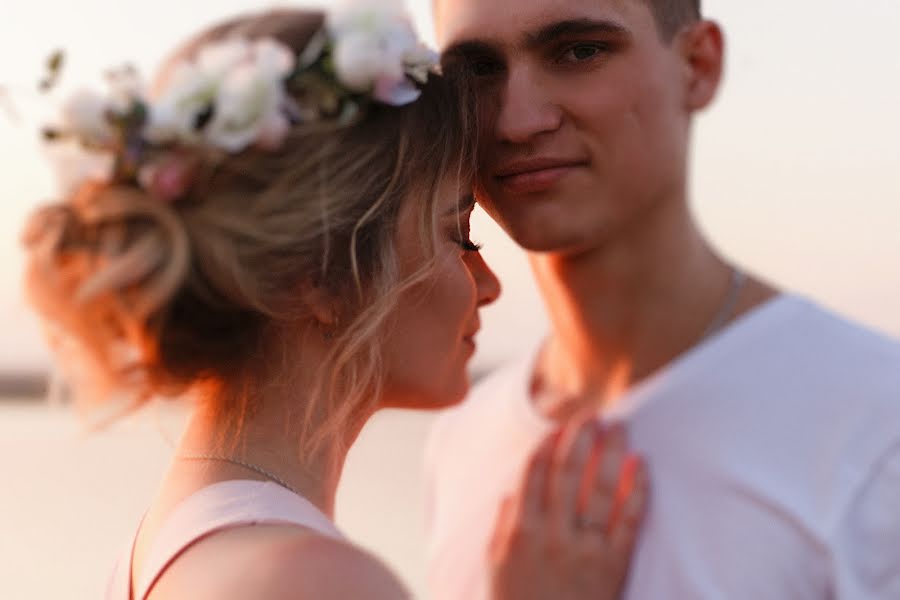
[1,0,898,372]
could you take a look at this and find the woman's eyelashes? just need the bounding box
[460,238,483,253]
[447,217,482,253]
[451,226,482,253]
[451,198,481,252]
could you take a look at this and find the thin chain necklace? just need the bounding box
[178,270,745,488]
[177,454,300,496]
[700,266,747,341]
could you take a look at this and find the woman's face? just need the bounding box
[380,177,501,409]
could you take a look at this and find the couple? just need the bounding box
[22,1,900,599]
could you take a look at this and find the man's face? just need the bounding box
[436,0,697,254]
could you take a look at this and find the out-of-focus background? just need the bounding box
[1,1,898,598]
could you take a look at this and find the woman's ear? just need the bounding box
[679,20,725,112]
[299,280,339,328]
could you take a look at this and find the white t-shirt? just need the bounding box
[424,295,900,599]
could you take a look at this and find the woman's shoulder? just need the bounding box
[149,523,409,600]
[254,529,410,599]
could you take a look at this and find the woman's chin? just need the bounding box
[381,379,470,411]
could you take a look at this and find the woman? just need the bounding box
[23,5,646,599]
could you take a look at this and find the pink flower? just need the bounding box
[373,75,421,106]
[138,155,198,202]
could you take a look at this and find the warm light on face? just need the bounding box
[0,3,899,600]
[436,0,696,256]
[1,0,900,374]
[379,179,499,410]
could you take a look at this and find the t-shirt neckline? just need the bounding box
[511,293,805,430]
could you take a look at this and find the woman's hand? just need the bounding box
[489,418,648,600]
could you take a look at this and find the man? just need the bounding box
[424,0,900,598]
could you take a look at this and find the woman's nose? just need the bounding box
[471,251,501,307]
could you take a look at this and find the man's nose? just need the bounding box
[495,65,563,145]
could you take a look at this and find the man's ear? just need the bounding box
[679,20,725,112]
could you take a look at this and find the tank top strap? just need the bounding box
[126,480,342,600]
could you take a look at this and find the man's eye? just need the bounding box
[560,43,609,63]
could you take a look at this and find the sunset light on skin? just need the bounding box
[2,0,899,376]
[2,0,900,374]
[0,2,899,598]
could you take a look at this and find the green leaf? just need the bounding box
[39,49,66,93]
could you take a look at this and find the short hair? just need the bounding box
[643,0,702,40]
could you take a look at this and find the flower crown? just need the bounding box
[43,2,439,202]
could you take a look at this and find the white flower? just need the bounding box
[43,138,115,196]
[328,0,407,34]
[144,38,255,145]
[327,0,437,105]
[205,63,288,152]
[332,31,402,92]
[59,88,115,147]
[253,38,295,78]
[404,44,440,84]
[196,38,254,80]
[145,37,295,152]
[145,61,220,145]
[204,39,295,152]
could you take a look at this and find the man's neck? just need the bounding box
[528,201,774,418]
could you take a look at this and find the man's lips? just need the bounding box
[493,157,588,194]
[463,323,480,350]
[462,335,477,357]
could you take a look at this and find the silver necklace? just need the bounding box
[700,266,747,341]
[178,271,746,488]
[178,454,299,496]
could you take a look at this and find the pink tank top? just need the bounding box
[105,480,344,600]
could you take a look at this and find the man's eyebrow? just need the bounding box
[524,18,631,49]
[442,18,630,59]
[442,39,501,61]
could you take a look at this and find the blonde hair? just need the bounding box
[23,9,477,455]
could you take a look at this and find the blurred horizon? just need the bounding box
[1,2,898,599]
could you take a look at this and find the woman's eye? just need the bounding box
[460,239,483,253]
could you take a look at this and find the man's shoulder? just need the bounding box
[745,297,900,489]
[723,296,900,430]
[751,295,900,376]
[798,296,897,345]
